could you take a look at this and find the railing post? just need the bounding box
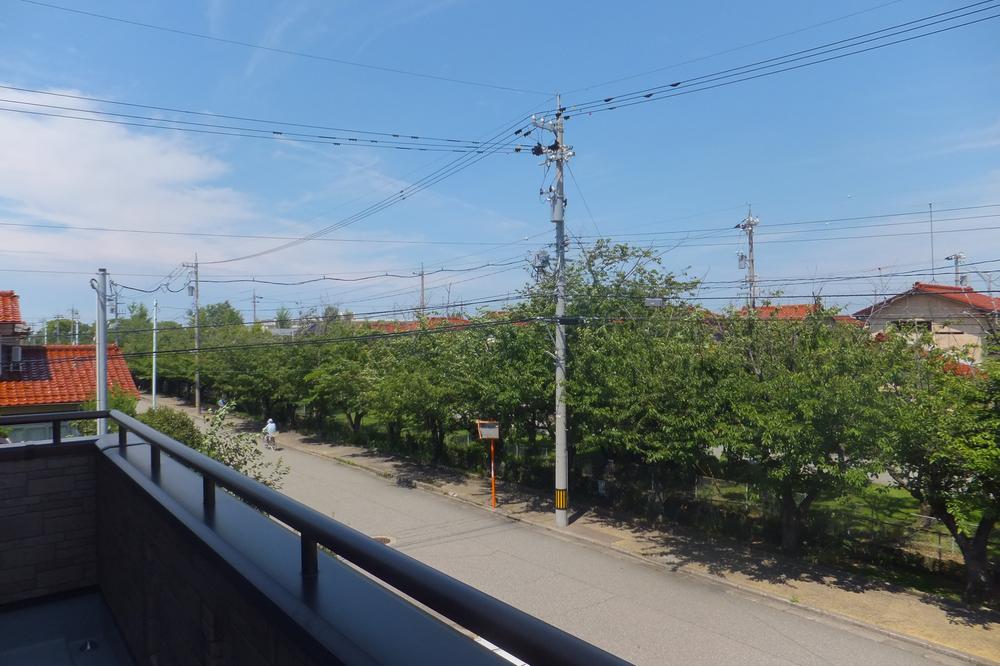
[52,420,61,445]
[150,445,161,481]
[301,535,318,578]
[203,476,215,520]
[117,425,127,455]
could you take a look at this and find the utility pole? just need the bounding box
[929,203,936,280]
[945,253,966,286]
[92,269,109,436]
[737,208,760,309]
[72,308,79,345]
[152,299,158,409]
[251,289,261,324]
[533,94,573,528]
[42,320,47,345]
[419,263,426,316]
[184,255,201,413]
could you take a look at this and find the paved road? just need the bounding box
[267,444,961,665]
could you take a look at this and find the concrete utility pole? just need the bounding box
[42,320,47,345]
[184,256,201,412]
[251,289,261,324]
[533,95,574,528]
[72,308,79,345]
[152,299,158,409]
[92,269,109,436]
[419,263,426,315]
[737,208,760,309]
[929,203,936,280]
[945,253,965,286]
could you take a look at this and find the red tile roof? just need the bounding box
[0,344,139,408]
[746,304,817,320]
[0,291,23,324]
[363,317,470,333]
[854,282,1000,318]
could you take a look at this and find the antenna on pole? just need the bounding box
[737,206,760,309]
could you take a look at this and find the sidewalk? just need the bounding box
[139,395,1000,664]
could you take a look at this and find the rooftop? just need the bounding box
[0,290,23,324]
[855,282,1000,318]
[0,345,138,408]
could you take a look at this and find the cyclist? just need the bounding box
[261,418,278,450]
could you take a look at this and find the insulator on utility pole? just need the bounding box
[533,94,574,528]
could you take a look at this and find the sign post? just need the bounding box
[475,420,500,509]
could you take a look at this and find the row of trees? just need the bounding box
[118,242,998,603]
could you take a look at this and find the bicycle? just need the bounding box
[262,432,276,450]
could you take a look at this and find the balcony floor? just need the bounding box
[0,592,133,666]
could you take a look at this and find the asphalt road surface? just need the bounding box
[270,445,966,665]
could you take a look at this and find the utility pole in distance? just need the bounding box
[737,208,760,309]
[152,299,158,409]
[184,255,201,412]
[533,95,574,528]
[945,252,965,286]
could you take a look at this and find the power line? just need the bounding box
[0,106,527,154]
[554,2,1000,117]
[0,219,546,246]
[200,112,539,265]
[17,0,549,95]
[0,84,515,145]
[563,0,909,94]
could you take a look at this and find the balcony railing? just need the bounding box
[0,409,628,666]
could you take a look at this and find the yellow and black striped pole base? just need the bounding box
[554,488,568,511]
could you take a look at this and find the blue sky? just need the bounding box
[1,0,998,326]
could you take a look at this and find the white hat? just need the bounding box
[267,418,274,423]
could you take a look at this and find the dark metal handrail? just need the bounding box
[1,410,628,665]
[0,410,109,445]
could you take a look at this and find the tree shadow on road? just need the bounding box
[581,507,999,629]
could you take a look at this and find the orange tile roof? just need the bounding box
[854,282,1000,318]
[0,344,139,408]
[363,317,470,333]
[0,291,23,324]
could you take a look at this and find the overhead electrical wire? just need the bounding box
[16,0,549,95]
[549,2,1000,118]
[0,84,512,145]
[563,0,909,93]
[200,110,542,265]
[0,105,527,154]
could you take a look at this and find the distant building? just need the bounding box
[853,282,1000,362]
[739,303,862,326]
[0,291,138,439]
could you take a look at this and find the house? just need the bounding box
[853,282,999,362]
[740,303,862,326]
[0,291,139,440]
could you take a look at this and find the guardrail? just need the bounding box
[0,410,109,445]
[0,410,629,666]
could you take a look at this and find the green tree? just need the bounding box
[138,406,202,449]
[75,384,139,435]
[715,310,890,554]
[304,326,372,435]
[199,402,287,488]
[883,343,999,604]
[275,306,292,328]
